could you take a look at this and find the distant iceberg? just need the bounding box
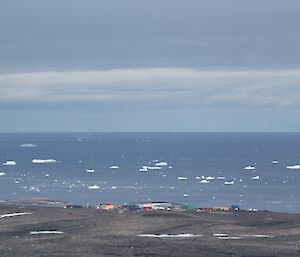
[200,179,210,184]
[0,172,6,176]
[139,166,148,172]
[88,185,100,190]
[177,176,187,180]
[272,160,279,164]
[86,169,95,173]
[206,176,215,180]
[286,164,300,170]
[155,162,168,166]
[2,160,16,166]
[252,175,260,180]
[147,166,162,170]
[20,143,37,148]
[109,165,119,169]
[244,165,255,170]
[32,159,57,164]
[224,181,235,185]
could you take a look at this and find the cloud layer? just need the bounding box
[1,68,300,107]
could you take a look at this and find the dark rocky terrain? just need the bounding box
[0,204,299,257]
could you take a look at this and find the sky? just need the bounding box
[1,0,300,132]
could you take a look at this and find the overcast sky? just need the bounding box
[1,0,300,132]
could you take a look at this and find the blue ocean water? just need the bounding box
[0,133,299,213]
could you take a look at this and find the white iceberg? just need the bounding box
[86,169,95,173]
[177,176,187,180]
[206,176,215,180]
[244,165,255,170]
[32,159,57,164]
[147,166,162,170]
[252,175,260,180]
[155,162,168,166]
[88,185,100,190]
[139,166,148,172]
[0,172,6,176]
[286,164,300,170]
[224,181,235,185]
[2,160,16,166]
[272,160,279,164]
[200,179,210,184]
[109,165,119,169]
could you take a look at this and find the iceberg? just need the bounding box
[224,181,235,185]
[0,172,6,176]
[177,176,187,180]
[86,169,95,173]
[155,162,168,166]
[2,160,16,166]
[109,165,119,169]
[32,159,57,164]
[206,176,215,180]
[286,164,300,170]
[244,165,255,170]
[200,179,210,184]
[88,185,100,190]
[272,160,279,164]
[252,175,260,180]
[147,166,162,170]
[139,166,148,172]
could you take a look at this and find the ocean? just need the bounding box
[0,132,299,213]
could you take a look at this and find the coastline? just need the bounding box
[0,199,299,256]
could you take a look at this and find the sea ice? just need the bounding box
[244,165,255,170]
[286,164,300,170]
[32,159,57,164]
[155,162,168,166]
[224,181,234,185]
[2,160,16,166]
[88,185,100,190]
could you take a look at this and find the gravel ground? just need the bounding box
[0,205,299,257]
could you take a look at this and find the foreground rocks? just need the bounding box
[0,205,299,257]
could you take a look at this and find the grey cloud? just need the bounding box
[0,68,300,107]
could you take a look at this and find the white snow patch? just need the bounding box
[30,231,64,235]
[0,212,32,218]
[138,234,203,238]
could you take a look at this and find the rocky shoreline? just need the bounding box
[0,202,300,257]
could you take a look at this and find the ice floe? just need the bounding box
[0,212,32,218]
[272,160,279,164]
[139,166,148,172]
[286,164,300,170]
[0,172,6,176]
[32,159,57,164]
[200,179,210,184]
[224,181,235,185]
[177,176,187,180]
[244,165,255,170]
[109,165,119,169]
[2,160,16,166]
[205,176,215,180]
[86,169,95,173]
[155,162,168,166]
[252,175,260,180]
[88,185,100,190]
